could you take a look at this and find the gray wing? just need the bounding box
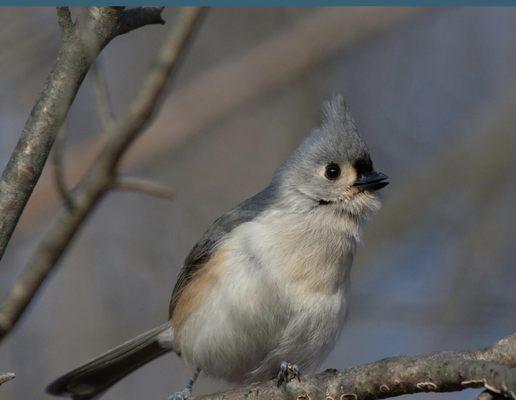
[169,184,277,317]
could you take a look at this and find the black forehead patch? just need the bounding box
[353,155,373,176]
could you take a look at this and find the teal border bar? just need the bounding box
[4,0,516,6]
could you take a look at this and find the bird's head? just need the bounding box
[275,95,388,221]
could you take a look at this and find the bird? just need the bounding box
[47,95,389,400]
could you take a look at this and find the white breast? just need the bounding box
[176,207,359,383]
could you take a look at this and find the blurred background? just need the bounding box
[0,7,515,400]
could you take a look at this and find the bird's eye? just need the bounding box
[324,163,341,180]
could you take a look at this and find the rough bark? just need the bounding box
[0,7,205,342]
[0,7,164,261]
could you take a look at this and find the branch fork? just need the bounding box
[0,7,205,342]
[0,6,167,263]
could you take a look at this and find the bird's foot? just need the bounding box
[276,361,301,387]
[168,387,192,400]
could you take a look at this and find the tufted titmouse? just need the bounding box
[47,95,388,399]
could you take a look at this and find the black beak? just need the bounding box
[352,171,389,192]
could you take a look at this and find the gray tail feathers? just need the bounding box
[47,323,173,399]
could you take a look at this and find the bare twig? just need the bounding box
[0,6,165,263]
[113,176,175,200]
[51,123,74,211]
[90,59,116,130]
[0,7,205,343]
[194,333,516,400]
[0,372,14,386]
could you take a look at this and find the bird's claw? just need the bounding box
[168,387,192,400]
[276,361,301,387]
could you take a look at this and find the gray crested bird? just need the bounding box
[47,95,389,399]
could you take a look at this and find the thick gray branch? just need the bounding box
[0,6,165,262]
[0,7,205,343]
[195,334,516,400]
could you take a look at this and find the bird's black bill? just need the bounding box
[353,171,389,192]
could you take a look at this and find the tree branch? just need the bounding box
[0,7,206,342]
[51,124,74,211]
[56,7,73,36]
[0,372,14,386]
[0,6,165,263]
[113,176,175,201]
[194,333,516,400]
[90,59,116,131]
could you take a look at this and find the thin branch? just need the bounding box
[0,372,14,386]
[0,6,165,263]
[94,8,206,172]
[194,333,516,400]
[113,176,175,200]
[56,7,73,36]
[90,59,116,130]
[0,7,206,343]
[51,123,74,211]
